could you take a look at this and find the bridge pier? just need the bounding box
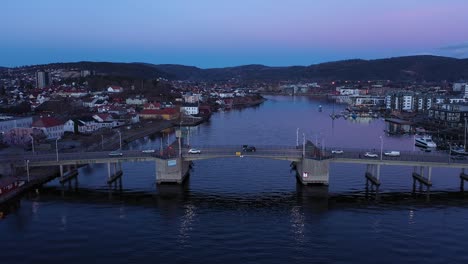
[59,164,79,185]
[155,158,191,184]
[107,162,123,188]
[412,166,432,194]
[365,164,381,193]
[460,168,468,192]
[294,158,329,185]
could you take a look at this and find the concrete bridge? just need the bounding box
[2,145,468,194]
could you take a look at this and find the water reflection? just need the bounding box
[290,206,305,243]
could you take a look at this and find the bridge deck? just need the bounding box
[2,145,467,169]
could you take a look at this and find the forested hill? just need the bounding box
[7,55,468,81]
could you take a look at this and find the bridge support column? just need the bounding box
[295,158,329,185]
[59,164,79,186]
[412,166,432,194]
[460,168,468,192]
[365,164,381,192]
[107,162,123,188]
[155,158,191,184]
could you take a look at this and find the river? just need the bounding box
[1,95,468,264]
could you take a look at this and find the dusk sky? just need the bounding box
[2,0,468,68]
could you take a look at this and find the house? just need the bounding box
[107,85,124,93]
[64,117,100,134]
[183,92,202,103]
[32,116,64,139]
[126,96,148,105]
[143,102,161,109]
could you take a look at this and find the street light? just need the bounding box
[302,133,305,157]
[464,117,467,151]
[117,130,122,150]
[296,128,299,147]
[55,137,61,161]
[26,160,30,182]
[101,134,104,150]
[379,136,383,161]
[29,134,35,155]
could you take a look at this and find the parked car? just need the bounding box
[188,148,201,154]
[331,150,344,154]
[142,149,155,153]
[108,151,123,156]
[384,151,400,157]
[451,155,466,160]
[242,145,256,152]
[364,152,378,158]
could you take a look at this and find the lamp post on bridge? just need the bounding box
[117,130,122,150]
[379,136,383,161]
[302,133,305,157]
[101,134,104,150]
[464,117,467,151]
[26,160,30,182]
[296,128,299,147]
[29,134,35,155]
[55,137,61,162]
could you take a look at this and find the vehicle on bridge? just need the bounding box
[384,151,400,157]
[331,150,344,154]
[364,152,378,158]
[142,149,155,153]
[242,145,256,152]
[188,148,201,154]
[108,151,123,156]
[451,155,466,160]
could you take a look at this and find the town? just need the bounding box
[1,63,467,154]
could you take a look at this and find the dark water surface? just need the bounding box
[2,96,468,264]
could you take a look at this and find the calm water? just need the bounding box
[2,96,468,264]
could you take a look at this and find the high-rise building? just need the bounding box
[36,71,49,89]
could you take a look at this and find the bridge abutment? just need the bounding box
[155,158,191,184]
[295,158,329,185]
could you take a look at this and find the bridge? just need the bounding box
[2,144,468,193]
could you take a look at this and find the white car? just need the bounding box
[331,150,344,154]
[364,152,378,158]
[384,151,400,157]
[142,149,155,153]
[188,148,201,154]
[108,151,123,156]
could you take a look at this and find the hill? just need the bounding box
[7,55,468,81]
[150,55,468,81]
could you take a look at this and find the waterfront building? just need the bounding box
[0,116,33,134]
[385,92,415,112]
[180,103,199,115]
[428,103,468,128]
[32,116,64,139]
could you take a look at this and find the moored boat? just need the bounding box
[451,146,468,155]
[415,135,437,148]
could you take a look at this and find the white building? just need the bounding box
[181,104,199,115]
[0,116,33,134]
[32,117,64,139]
